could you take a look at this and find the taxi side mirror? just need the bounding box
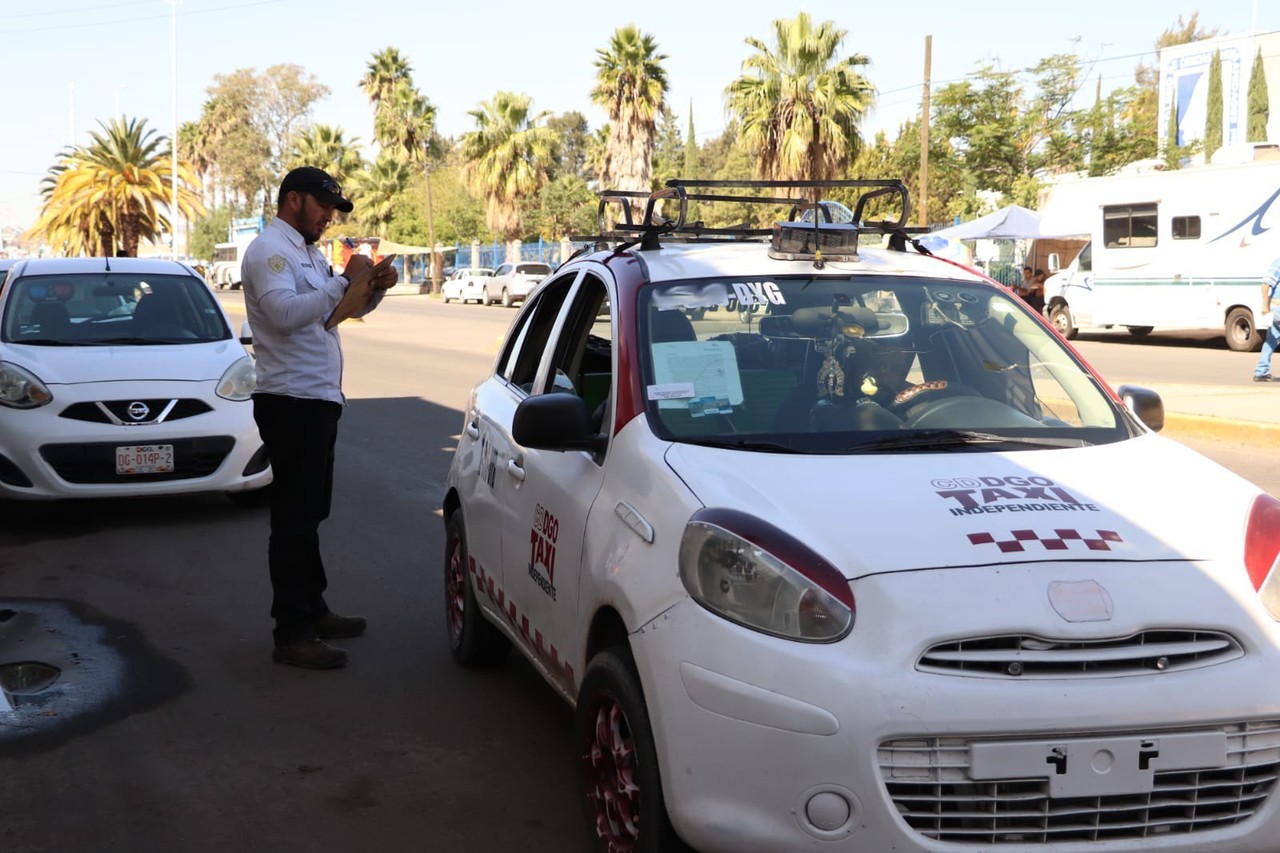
[1047,253,1060,273]
[513,393,608,455]
[239,320,253,347]
[1117,384,1164,432]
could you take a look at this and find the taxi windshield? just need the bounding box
[638,275,1132,453]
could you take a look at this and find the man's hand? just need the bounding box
[343,254,374,281]
[371,262,399,291]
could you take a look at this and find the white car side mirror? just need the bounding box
[239,320,253,347]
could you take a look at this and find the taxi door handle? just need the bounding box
[506,457,526,482]
[465,420,480,440]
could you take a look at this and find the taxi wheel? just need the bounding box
[577,647,689,853]
[444,512,508,666]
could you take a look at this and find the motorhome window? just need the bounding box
[1172,216,1201,240]
[1077,242,1092,272]
[1102,204,1158,249]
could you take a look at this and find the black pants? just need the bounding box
[252,393,342,645]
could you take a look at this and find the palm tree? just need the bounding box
[590,25,668,203]
[360,47,414,110]
[33,117,203,256]
[460,91,558,241]
[374,80,438,163]
[286,124,365,186]
[349,155,411,237]
[725,12,875,185]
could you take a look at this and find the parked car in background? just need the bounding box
[442,179,1280,853]
[0,257,270,504]
[441,267,496,304]
[0,258,17,287]
[483,262,552,307]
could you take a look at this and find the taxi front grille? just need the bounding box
[59,399,213,425]
[917,630,1242,679]
[40,437,234,483]
[878,721,1280,845]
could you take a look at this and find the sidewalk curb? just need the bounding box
[1161,413,1280,445]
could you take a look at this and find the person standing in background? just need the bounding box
[1253,256,1280,382]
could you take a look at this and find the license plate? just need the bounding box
[115,444,175,475]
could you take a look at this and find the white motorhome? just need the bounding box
[1039,155,1280,351]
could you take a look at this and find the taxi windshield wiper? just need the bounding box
[848,429,1090,453]
[689,438,800,453]
[10,338,75,346]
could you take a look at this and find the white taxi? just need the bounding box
[442,180,1280,852]
[0,257,269,503]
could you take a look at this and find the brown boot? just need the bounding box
[273,638,348,669]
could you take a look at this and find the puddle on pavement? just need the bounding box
[0,598,189,756]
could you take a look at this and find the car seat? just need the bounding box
[133,290,193,337]
[650,309,697,343]
[29,302,71,338]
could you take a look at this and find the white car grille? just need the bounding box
[918,630,1243,679]
[879,721,1280,844]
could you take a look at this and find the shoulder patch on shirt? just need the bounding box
[268,255,287,274]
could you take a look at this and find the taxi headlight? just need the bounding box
[216,356,258,401]
[679,508,854,643]
[0,362,53,409]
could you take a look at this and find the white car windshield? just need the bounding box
[639,275,1130,452]
[2,273,231,346]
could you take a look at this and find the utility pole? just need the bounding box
[422,143,438,295]
[167,0,182,260]
[919,34,932,229]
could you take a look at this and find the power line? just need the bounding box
[0,0,157,20]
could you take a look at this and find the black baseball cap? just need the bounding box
[279,166,353,213]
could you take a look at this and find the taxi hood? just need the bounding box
[664,435,1260,577]
[9,341,243,385]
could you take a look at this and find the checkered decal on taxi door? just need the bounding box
[968,529,1123,553]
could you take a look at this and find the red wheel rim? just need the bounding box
[583,691,641,852]
[445,534,466,645]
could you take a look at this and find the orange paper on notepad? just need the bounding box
[325,254,397,330]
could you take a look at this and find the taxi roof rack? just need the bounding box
[573,179,930,255]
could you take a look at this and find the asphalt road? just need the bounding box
[1,294,1277,853]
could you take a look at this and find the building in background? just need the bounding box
[1160,31,1280,154]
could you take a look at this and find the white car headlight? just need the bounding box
[679,508,854,642]
[216,355,258,401]
[0,361,53,409]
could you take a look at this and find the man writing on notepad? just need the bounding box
[242,166,398,670]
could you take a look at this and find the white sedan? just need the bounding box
[0,257,270,503]
[441,180,1280,853]
[440,267,495,304]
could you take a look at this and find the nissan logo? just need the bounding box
[127,401,151,421]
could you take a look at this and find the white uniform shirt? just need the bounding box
[241,217,382,404]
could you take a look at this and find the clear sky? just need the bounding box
[1,0,1274,233]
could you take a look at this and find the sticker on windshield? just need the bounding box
[730,281,786,306]
[651,341,744,410]
[688,396,734,417]
[647,382,696,401]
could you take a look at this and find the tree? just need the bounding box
[527,175,597,240]
[459,91,558,241]
[725,12,874,185]
[546,111,591,181]
[932,65,1028,197]
[349,155,411,237]
[591,25,669,204]
[360,47,414,109]
[33,117,203,257]
[286,124,365,185]
[1248,47,1270,143]
[651,105,684,185]
[200,66,329,213]
[1205,49,1223,163]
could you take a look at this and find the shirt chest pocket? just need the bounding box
[299,260,329,292]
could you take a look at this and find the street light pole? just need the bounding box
[167,0,181,260]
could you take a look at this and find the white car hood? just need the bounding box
[8,341,243,384]
[665,435,1260,577]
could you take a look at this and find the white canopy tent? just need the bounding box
[929,204,1082,240]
